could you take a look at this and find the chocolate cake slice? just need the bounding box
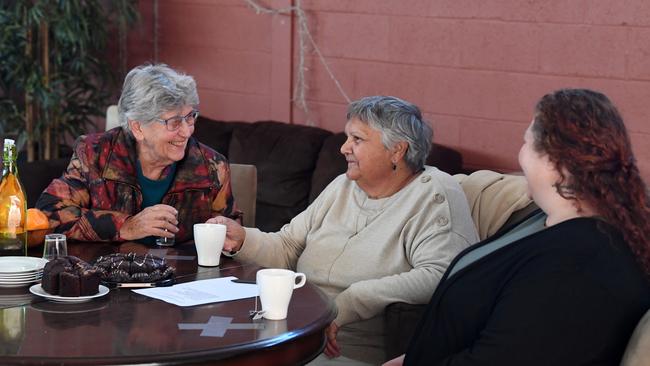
[41,258,68,295]
[41,256,100,297]
[59,271,81,297]
[79,269,100,296]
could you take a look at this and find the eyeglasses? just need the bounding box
[154,110,199,131]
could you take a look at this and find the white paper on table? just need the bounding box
[132,276,259,307]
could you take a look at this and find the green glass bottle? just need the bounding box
[0,139,27,256]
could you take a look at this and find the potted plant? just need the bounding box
[0,0,139,161]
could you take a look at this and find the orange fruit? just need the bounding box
[26,208,49,230]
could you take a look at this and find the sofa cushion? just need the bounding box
[193,117,249,158]
[427,144,463,175]
[18,158,70,208]
[453,170,533,240]
[227,121,332,231]
[310,132,348,203]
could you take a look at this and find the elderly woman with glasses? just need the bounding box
[36,64,240,243]
[210,96,479,365]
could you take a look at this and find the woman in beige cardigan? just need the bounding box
[211,96,478,365]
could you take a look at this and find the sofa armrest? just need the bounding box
[621,308,650,366]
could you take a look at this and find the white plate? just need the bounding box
[0,273,42,280]
[29,284,109,303]
[0,277,41,285]
[0,257,48,274]
[0,281,39,288]
[0,269,42,276]
[0,274,42,282]
[0,272,41,278]
[0,268,43,276]
[0,277,40,284]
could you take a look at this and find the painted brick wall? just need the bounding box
[125,0,650,179]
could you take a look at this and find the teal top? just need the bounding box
[136,161,176,244]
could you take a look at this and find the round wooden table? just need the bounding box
[0,241,336,365]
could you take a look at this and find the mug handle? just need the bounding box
[294,273,307,289]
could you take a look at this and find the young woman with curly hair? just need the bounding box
[386,89,650,366]
[532,89,650,275]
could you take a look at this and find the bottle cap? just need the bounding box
[4,139,14,147]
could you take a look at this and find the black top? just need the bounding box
[405,217,650,366]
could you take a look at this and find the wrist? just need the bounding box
[118,216,134,241]
[237,228,248,251]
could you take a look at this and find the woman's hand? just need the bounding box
[120,204,178,241]
[206,216,246,252]
[382,354,405,366]
[323,322,341,358]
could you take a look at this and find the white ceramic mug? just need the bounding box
[256,268,306,320]
[193,223,227,267]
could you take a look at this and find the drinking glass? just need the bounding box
[43,234,67,260]
[155,235,175,247]
[156,202,177,246]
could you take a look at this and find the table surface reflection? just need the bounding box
[0,241,336,365]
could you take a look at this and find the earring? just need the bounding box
[392,163,397,171]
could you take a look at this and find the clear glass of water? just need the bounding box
[43,233,67,260]
[155,233,175,247]
[156,208,177,246]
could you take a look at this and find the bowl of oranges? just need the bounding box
[26,208,52,247]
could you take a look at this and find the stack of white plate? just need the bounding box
[0,256,48,288]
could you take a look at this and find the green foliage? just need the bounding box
[0,0,139,158]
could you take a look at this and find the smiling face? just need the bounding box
[131,105,195,171]
[339,118,394,187]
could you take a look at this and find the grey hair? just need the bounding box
[117,64,199,133]
[346,96,433,172]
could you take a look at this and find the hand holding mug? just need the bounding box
[206,216,245,252]
[194,223,227,267]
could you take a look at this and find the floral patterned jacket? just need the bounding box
[36,128,240,243]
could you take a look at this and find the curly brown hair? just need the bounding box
[532,89,650,275]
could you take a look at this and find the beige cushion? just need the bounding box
[621,309,650,366]
[105,105,119,131]
[230,164,257,227]
[454,170,533,240]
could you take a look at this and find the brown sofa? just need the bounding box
[19,158,70,208]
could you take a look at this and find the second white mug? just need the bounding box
[193,223,226,267]
[257,268,306,320]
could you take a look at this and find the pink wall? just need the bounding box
[125,0,650,179]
